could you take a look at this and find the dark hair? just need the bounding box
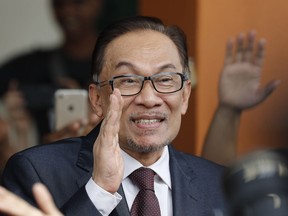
[91,16,190,82]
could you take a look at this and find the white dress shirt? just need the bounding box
[86,146,173,216]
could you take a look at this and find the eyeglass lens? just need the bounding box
[112,73,184,96]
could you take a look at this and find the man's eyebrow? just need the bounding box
[158,63,177,71]
[115,61,135,70]
[115,62,177,71]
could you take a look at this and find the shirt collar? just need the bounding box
[121,146,171,189]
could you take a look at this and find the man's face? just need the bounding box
[94,30,191,156]
[52,0,102,37]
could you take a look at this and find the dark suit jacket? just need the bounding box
[2,125,228,215]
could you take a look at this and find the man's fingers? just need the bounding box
[112,88,124,127]
[254,39,266,67]
[225,31,264,65]
[99,88,123,145]
[0,184,62,216]
[33,183,63,216]
[235,33,245,62]
[259,80,281,100]
[0,186,41,216]
[224,38,234,65]
[243,31,256,62]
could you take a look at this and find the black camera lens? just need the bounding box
[224,149,288,216]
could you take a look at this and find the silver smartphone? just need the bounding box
[54,89,88,130]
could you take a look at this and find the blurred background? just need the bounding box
[140,0,288,158]
[0,0,137,64]
[0,0,60,65]
[0,0,287,159]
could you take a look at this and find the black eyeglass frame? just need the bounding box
[94,72,189,96]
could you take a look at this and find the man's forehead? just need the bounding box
[108,30,171,47]
[98,31,182,80]
[104,30,179,61]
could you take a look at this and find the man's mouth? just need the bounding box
[130,113,166,128]
[134,119,162,124]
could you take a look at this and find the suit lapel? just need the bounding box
[75,125,99,188]
[76,125,100,172]
[169,145,204,216]
[110,185,130,216]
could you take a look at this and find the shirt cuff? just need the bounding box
[85,178,122,216]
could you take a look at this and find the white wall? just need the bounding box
[0,0,62,65]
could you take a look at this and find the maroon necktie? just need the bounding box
[129,167,161,216]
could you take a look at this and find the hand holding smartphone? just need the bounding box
[54,89,88,130]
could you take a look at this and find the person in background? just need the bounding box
[0,0,104,176]
[202,32,280,165]
[0,0,104,139]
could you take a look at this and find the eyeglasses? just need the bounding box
[95,72,188,96]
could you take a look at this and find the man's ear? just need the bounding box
[89,84,103,118]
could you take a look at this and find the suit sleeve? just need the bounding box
[1,154,104,216]
[61,186,103,216]
[1,154,41,206]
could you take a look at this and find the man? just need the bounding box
[2,16,278,216]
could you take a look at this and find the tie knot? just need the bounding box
[129,167,155,191]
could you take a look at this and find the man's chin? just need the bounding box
[125,138,169,154]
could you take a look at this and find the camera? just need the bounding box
[223,148,288,216]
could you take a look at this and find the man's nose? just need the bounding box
[134,81,162,107]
